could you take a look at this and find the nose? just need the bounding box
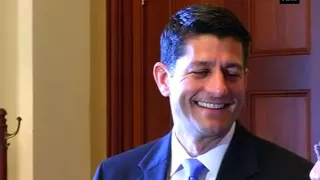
[204,70,228,96]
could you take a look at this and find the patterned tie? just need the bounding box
[182,158,207,180]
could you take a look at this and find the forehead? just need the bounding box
[181,35,243,66]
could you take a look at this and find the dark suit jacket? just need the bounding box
[93,122,314,180]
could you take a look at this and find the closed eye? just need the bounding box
[224,71,242,81]
[227,72,241,76]
[191,70,210,77]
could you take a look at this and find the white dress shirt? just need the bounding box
[168,122,236,180]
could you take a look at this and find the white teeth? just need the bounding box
[197,102,225,109]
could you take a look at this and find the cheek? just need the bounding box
[182,76,203,90]
[170,77,195,92]
[228,83,246,99]
[169,81,194,108]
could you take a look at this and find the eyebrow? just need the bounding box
[187,60,244,70]
[188,60,214,68]
[223,62,244,70]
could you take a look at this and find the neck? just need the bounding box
[174,128,227,157]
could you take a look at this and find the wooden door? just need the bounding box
[106,0,320,162]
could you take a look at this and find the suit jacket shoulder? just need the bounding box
[93,133,172,180]
[216,122,314,180]
[93,139,158,180]
[253,134,313,179]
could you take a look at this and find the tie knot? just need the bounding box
[182,158,207,180]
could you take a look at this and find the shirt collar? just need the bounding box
[169,122,236,177]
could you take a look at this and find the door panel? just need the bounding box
[143,0,173,143]
[106,0,320,162]
[248,91,310,159]
[248,0,310,55]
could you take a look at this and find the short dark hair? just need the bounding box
[160,3,251,73]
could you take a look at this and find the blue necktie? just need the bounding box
[182,158,207,180]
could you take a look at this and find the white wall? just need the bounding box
[0,0,20,179]
[90,0,107,176]
[0,0,106,179]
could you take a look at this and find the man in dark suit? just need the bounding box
[93,3,313,180]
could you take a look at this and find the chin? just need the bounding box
[198,120,234,137]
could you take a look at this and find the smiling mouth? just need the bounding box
[196,101,230,110]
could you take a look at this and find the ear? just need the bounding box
[153,62,170,97]
[244,68,249,89]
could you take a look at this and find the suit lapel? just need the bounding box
[216,122,260,180]
[137,132,172,180]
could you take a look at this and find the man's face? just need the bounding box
[154,35,248,138]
